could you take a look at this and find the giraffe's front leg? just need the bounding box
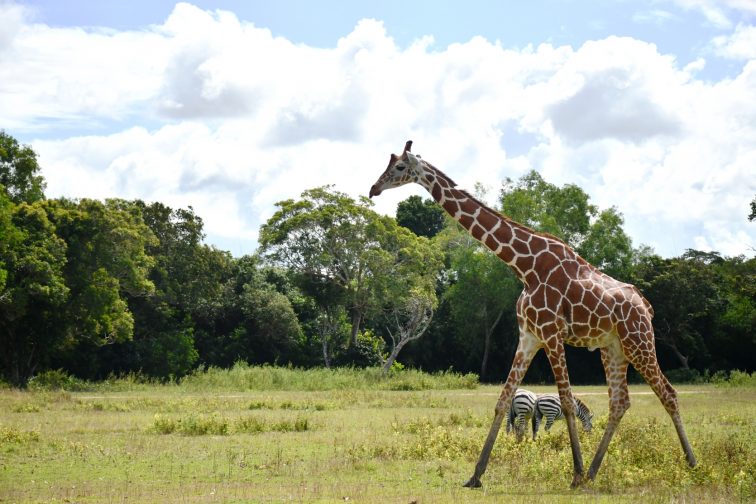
[464,331,541,488]
[542,333,585,488]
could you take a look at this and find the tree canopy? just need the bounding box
[0,130,46,204]
[0,131,752,386]
[396,195,445,238]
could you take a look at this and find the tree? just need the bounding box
[225,257,302,365]
[381,290,435,374]
[396,195,445,238]
[499,170,595,248]
[33,199,156,379]
[749,195,755,222]
[119,201,231,378]
[0,187,14,297]
[634,251,723,370]
[0,197,68,385]
[0,131,45,204]
[259,186,384,351]
[500,170,635,281]
[373,220,443,374]
[442,225,520,380]
[707,254,756,372]
[577,208,634,280]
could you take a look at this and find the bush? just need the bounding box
[332,330,385,367]
[665,368,703,384]
[715,370,756,387]
[27,369,88,391]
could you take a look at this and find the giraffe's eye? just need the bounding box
[396,164,406,171]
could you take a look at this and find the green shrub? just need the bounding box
[709,369,756,387]
[724,370,756,387]
[27,369,88,391]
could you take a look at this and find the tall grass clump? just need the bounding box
[151,413,310,435]
[180,362,478,391]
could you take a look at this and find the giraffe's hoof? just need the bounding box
[463,476,482,488]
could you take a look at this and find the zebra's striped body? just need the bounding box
[505,389,537,441]
[532,394,593,440]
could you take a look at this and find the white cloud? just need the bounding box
[713,24,756,59]
[2,2,755,258]
[666,0,756,28]
[632,9,680,25]
[668,0,735,28]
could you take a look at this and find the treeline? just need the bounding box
[1,131,754,386]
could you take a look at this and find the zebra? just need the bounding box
[505,388,537,441]
[531,393,593,440]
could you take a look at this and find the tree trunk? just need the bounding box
[321,332,331,369]
[668,344,690,369]
[381,343,404,375]
[318,313,335,369]
[656,322,690,369]
[349,311,362,348]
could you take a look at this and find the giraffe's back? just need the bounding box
[561,268,652,351]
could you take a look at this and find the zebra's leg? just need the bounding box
[464,330,541,488]
[542,335,584,488]
[515,413,526,442]
[545,415,555,432]
[588,339,630,480]
[531,409,541,440]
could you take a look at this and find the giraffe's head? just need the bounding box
[369,140,423,198]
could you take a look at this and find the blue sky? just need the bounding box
[2,0,755,257]
[21,0,753,73]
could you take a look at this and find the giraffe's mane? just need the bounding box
[425,163,587,262]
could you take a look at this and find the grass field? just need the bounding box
[1,367,754,503]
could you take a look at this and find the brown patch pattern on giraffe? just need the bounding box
[368,142,697,488]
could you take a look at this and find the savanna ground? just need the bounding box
[0,366,754,503]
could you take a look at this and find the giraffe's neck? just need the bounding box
[416,163,539,283]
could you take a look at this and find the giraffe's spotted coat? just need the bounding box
[369,141,697,487]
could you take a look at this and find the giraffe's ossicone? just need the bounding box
[370,140,697,488]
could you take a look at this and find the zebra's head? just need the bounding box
[583,411,594,432]
[576,397,593,432]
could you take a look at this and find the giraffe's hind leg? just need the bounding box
[588,338,630,480]
[621,323,698,468]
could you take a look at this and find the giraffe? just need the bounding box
[369,141,697,488]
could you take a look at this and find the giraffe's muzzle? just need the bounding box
[369,184,382,198]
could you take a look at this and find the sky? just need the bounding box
[1,0,755,258]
